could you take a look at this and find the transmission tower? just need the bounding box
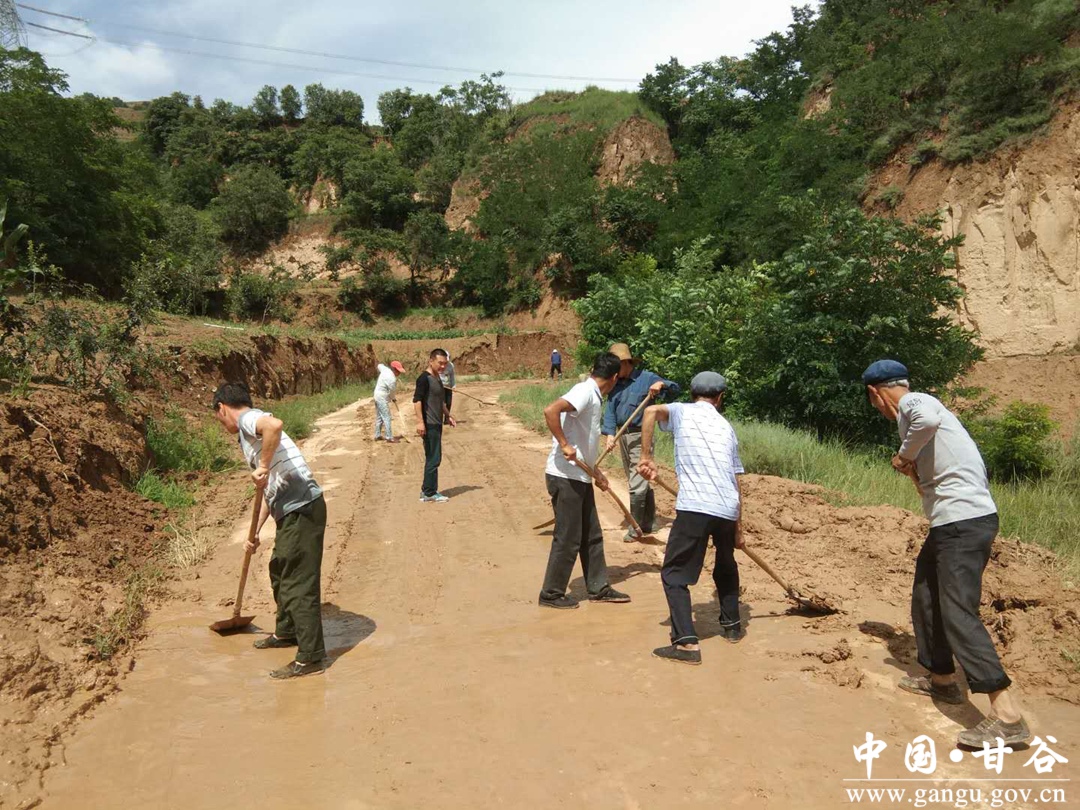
[0,0,27,49]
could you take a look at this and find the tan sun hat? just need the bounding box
[608,342,637,362]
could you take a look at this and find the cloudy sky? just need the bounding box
[21,1,804,120]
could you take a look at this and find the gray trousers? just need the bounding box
[912,513,1011,694]
[618,431,655,532]
[539,474,611,600]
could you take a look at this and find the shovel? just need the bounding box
[210,489,262,633]
[652,474,838,615]
[447,386,497,407]
[573,457,648,539]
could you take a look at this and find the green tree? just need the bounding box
[340,146,416,230]
[304,83,364,127]
[143,91,192,155]
[280,84,302,122]
[252,84,280,126]
[402,210,450,302]
[209,165,294,254]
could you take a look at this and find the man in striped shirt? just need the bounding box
[638,371,744,665]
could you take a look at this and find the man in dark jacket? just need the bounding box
[413,348,456,502]
[601,342,681,539]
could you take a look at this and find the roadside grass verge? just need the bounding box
[90,564,165,660]
[499,385,1080,572]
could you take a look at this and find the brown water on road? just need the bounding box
[36,383,1079,809]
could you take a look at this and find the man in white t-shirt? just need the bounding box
[638,371,744,665]
[212,382,326,680]
[373,360,404,442]
[538,352,631,609]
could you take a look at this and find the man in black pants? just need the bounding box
[538,352,631,609]
[638,372,744,665]
[414,348,456,503]
[864,358,1028,748]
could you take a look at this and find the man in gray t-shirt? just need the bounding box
[864,359,1029,748]
[213,382,326,680]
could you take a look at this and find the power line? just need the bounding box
[29,25,556,93]
[16,3,639,84]
[25,19,92,39]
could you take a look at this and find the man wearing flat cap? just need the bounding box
[864,359,1029,748]
[602,342,681,540]
[637,371,745,665]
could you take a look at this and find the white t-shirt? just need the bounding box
[661,401,743,521]
[237,409,323,522]
[545,378,603,484]
[374,364,398,401]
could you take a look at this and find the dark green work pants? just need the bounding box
[269,496,327,663]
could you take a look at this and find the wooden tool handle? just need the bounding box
[233,488,263,619]
[739,545,794,596]
[652,474,678,497]
[596,391,657,465]
[574,457,642,535]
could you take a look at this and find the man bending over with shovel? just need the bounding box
[863,359,1029,748]
[637,372,744,665]
[602,342,680,540]
[213,382,327,680]
[538,352,631,609]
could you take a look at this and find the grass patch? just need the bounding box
[146,410,240,473]
[164,523,213,569]
[269,381,375,440]
[510,87,666,131]
[134,470,196,509]
[90,565,165,660]
[340,325,517,344]
[498,385,1080,572]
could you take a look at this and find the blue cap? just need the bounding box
[690,371,727,396]
[861,359,909,386]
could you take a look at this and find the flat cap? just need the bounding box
[690,371,728,396]
[861,359,909,386]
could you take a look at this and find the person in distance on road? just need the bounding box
[550,348,562,381]
[863,358,1029,748]
[638,371,745,666]
[538,352,631,609]
[373,360,405,443]
[212,382,327,680]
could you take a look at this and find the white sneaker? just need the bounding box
[421,493,449,503]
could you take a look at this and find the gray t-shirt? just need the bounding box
[237,408,323,523]
[897,392,997,527]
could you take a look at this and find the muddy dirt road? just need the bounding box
[33,383,1080,809]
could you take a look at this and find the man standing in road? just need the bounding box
[539,352,631,609]
[864,359,1029,748]
[212,382,327,680]
[414,348,456,503]
[637,372,744,665]
[550,348,562,381]
[602,342,681,540]
[373,360,405,442]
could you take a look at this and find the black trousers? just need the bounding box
[422,423,443,496]
[540,474,610,600]
[270,496,327,663]
[662,510,740,645]
[912,512,1011,693]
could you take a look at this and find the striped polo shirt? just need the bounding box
[661,401,743,521]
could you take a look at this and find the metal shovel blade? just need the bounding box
[210,615,256,634]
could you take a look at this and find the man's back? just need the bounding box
[664,401,743,521]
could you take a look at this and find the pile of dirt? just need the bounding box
[705,475,1079,703]
[0,388,165,801]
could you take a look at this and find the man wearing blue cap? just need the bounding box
[864,359,1029,747]
[637,371,744,665]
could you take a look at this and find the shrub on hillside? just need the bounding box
[210,165,294,254]
[971,402,1057,482]
[226,266,298,322]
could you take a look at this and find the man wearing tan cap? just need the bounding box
[602,342,680,540]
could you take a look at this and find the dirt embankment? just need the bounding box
[0,332,377,804]
[868,104,1080,420]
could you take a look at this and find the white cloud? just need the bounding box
[21,0,803,111]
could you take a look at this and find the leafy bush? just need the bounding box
[210,165,294,254]
[972,402,1057,482]
[226,266,299,322]
[319,243,355,280]
[336,276,373,321]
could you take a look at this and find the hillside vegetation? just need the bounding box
[1,0,1078,446]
